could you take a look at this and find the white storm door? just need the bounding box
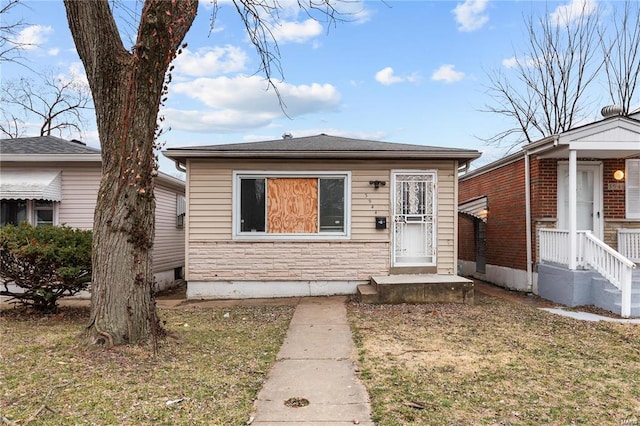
[392,172,436,266]
[557,162,602,238]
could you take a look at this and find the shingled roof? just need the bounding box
[164,134,481,161]
[0,136,101,155]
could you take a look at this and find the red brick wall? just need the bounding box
[458,214,476,261]
[531,158,558,220]
[604,158,626,218]
[459,158,528,270]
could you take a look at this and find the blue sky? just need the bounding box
[1,0,631,173]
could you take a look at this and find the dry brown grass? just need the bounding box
[348,293,640,426]
[0,304,294,425]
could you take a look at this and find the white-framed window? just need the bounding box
[0,200,58,227]
[627,159,640,219]
[233,171,351,239]
[34,200,54,226]
[176,194,186,228]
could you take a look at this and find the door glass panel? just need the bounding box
[576,170,594,231]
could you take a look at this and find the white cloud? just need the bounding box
[549,0,597,26]
[501,55,540,69]
[502,56,519,69]
[161,108,275,133]
[47,48,60,56]
[453,0,489,32]
[166,75,341,133]
[173,75,340,113]
[14,25,53,50]
[375,67,419,86]
[431,64,465,83]
[271,19,323,44]
[172,46,248,77]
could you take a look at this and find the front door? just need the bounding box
[392,172,436,266]
[557,162,603,238]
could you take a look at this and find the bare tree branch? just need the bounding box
[482,2,601,148]
[599,0,640,113]
[0,0,28,64]
[0,71,93,137]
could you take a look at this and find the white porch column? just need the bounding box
[568,150,577,270]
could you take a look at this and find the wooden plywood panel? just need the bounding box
[267,178,318,233]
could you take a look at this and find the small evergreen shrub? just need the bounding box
[0,223,92,312]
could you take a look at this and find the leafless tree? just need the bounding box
[63,0,347,347]
[483,2,602,147]
[599,1,640,114]
[0,72,92,138]
[0,0,27,64]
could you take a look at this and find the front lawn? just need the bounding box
[0,305,294,425]
[348,294,640,425]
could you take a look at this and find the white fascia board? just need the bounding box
[568,141,640,151]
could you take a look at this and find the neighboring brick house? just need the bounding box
[163,134,480,300]
[0,136,186,291]
[458,111,640,317]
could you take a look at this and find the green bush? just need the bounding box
[0,223,92,312]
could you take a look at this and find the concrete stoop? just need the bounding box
[593,272,640,318]
[356,274,474,304]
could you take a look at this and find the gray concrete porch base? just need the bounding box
[357,274,474,304]
[537,264,594,307]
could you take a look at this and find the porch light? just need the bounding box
[613,170,625,181]
[369,180,386,189]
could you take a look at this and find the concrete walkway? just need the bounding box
[250,296,374,425]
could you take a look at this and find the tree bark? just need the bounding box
[64,0,197,346]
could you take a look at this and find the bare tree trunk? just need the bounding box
[64,0,197,346]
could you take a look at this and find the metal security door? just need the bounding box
[392,172,436,266]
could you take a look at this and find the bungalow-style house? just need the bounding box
[163,134,480,302]
[458,109,640,317]
[0,136,186,291]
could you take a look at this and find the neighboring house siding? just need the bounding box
[153,184,185,274]
[1,162,185,284]
[459,158,528,271]
[186,158,458,281]
[58,164,101,229]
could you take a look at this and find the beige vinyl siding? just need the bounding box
[186,158,458,276]
[153,184,185,274]
[58,164,101,230]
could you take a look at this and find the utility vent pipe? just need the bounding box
[601,105,623,117]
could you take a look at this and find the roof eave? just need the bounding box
[162,150,481,162]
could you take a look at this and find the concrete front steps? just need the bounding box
[356,274,474,304]
[592,268,640,318]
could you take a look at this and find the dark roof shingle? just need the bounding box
[164,134,481,161]
[0,136,101,155]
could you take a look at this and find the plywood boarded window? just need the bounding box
[267,178,318,233]
[236,173,348,236]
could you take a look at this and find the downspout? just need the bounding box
[174,160,186,173]
[524,151,533,292]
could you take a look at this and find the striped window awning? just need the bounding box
[0,170,62,201]
[458,195,488,222]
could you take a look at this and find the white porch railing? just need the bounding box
[618,229,640,263]
[539,229,636,318]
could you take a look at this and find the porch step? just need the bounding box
[356,274,474,305]
[356,284,379,304]
[592,275,640,318]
